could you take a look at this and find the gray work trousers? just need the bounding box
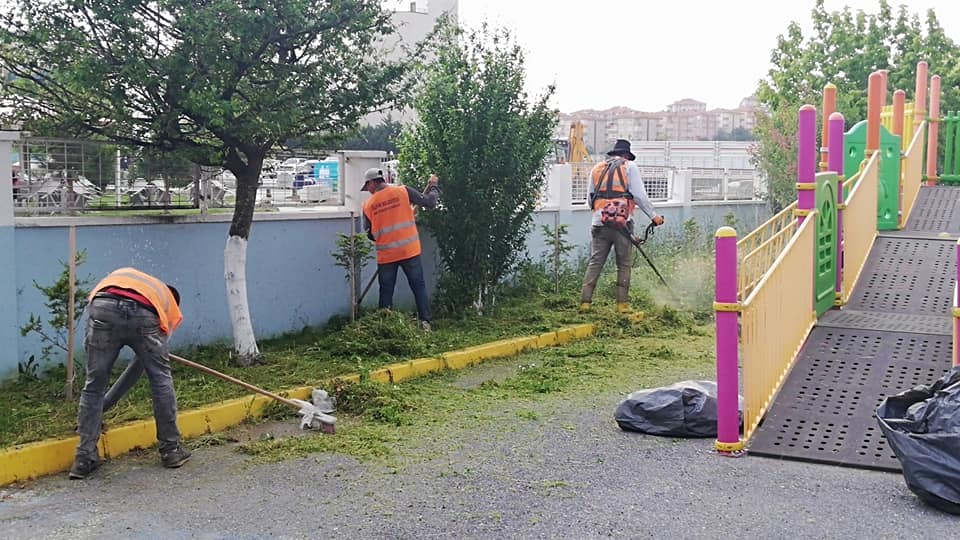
[580,225,633,304]
[76,296,181,459]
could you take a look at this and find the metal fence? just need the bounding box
[569,163,675,206]
[11,137,351,214]
[690,168,761,201]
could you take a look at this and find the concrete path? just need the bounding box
[1,360,955,539]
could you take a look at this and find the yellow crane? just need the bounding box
[567,121,591,163]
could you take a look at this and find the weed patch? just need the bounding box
[1,241,717,451]
[331,379,416,426]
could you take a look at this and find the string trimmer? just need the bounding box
[169,354,337,432]
[620,222,680,301]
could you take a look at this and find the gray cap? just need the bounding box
[363,168,385,183]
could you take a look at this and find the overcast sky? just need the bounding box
[395,0,960,113]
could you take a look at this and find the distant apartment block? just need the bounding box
[557,96,761,153]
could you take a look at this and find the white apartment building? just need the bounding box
[559,96,761,151]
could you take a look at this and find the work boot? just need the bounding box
[617,303,645,322]
[420,321,432,332]
[68,455,101,480]
[578,303,591,313]
[161,446,192,469]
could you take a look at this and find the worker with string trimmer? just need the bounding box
[579,139,664,318]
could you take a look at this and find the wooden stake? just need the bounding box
[66,225,76,401]
[349,212,357,321]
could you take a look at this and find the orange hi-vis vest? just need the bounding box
[363,184,422,264]
[591,157,636,213]
[89,267,183,335]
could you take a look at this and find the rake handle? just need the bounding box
[169,354,301,411]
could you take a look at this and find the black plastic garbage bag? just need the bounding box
[615,380,740,438]
[876,366,960,515]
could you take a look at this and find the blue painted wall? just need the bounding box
[0,226,17,374]
[12,216,363,376]
[525,203,769,265]
[3,201,768,378]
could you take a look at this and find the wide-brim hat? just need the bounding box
[606,139,635,161]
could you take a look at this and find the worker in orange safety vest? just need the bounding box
[361,167,440,331]
[70,268,189,479]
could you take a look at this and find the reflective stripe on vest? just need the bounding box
[89,267,183,335]
[363,185,423,264]
[376,234,420,251]
[371,219,417,240]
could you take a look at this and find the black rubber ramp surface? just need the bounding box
[888,185,960,239]
[749,227,957,472]
[749,328,953,471]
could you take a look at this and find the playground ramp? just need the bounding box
[749,185,959,471]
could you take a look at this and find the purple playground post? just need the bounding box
[714,227,742,454]
[829,112,845,302]
[797,105,817,226]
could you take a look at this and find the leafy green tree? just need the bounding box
[398,25,557,313]
[755,0,960,210]
[0,1,418,363]
[339,119,404,154]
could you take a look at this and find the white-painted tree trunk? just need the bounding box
[225,235,260,360]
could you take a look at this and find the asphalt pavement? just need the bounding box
[1,362,956,539]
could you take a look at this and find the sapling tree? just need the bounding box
[19,250,92,393]
[332,232,375,320]
[399,24,557,313]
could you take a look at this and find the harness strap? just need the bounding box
[594,158,633,200]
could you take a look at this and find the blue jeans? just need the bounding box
[378,254,431,322]
[76,296,182,459]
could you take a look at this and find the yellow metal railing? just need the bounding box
[737,201,797,299]
[903,103,916,150]
[880,102,916,151]
[900,120,927,227]
[841,152,880,304]
[740,215,818,439]
[881,104,895,133]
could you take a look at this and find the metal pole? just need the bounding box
[115,148,121,208]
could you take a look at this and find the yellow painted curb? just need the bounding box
[0,323,594,486]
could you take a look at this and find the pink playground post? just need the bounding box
[955,239,960,366]
[867,72,883,154]
[879,70,889,111]
[915,61,929,127]
[893,90,905,225]
[797,105,817,226]
[926,75,942,186]
[829,112,845,301]
[714,227,741,454]
[820,84,837,171]
[892,90,905,139]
